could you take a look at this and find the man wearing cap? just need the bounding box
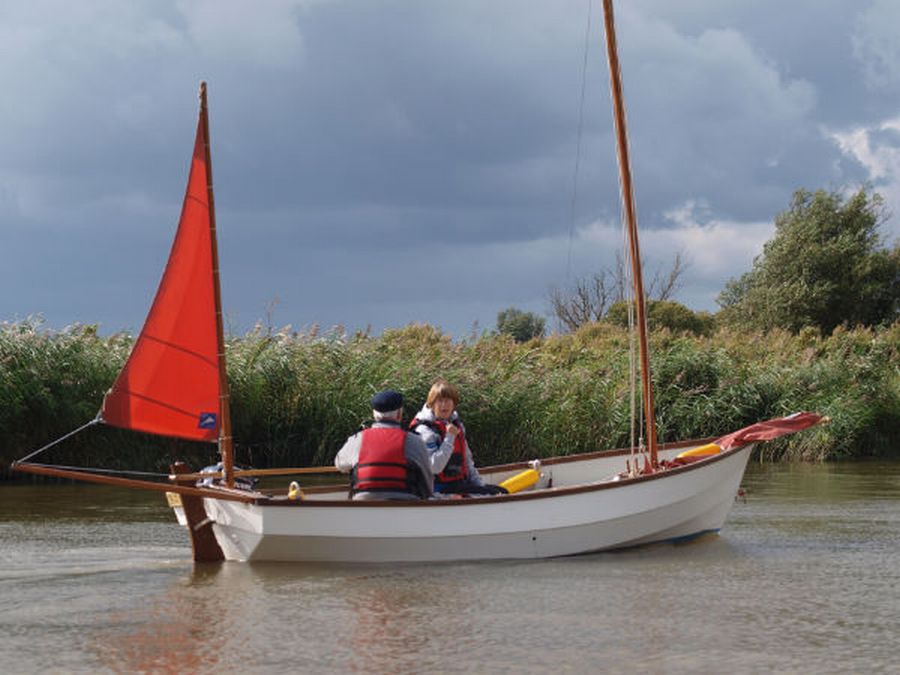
[334,390,433,500]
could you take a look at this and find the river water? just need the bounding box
[1,461,898,674]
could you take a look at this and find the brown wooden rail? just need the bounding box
[10,462,256,503]
[167,466,342,482]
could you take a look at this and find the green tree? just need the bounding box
[606,299,715,336]
[496,307,546,342]
[717,187,900,333]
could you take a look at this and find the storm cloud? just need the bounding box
[2,0,898,337]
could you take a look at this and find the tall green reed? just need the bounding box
[2,318,897,478]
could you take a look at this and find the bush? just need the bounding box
[496,307,546,342]
[606,300,715,336]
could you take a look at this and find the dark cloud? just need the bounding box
[2,1,898,337]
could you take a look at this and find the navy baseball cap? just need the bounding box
[371,389,404,413]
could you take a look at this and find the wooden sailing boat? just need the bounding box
[12,5,824,563]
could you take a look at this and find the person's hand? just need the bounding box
[445,423,460,438]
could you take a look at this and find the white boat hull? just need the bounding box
[197,443,753,563]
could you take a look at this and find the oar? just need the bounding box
[167,466,342,481]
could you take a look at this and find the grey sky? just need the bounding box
[2,0,898,337]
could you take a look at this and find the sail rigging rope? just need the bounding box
[564,0,594,283]
[13,416,175,479]
[604,6,649,473]
[13,416,101,464]
[15,462,169,479]
[622,209,642,473]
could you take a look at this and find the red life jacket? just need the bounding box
[411,417,469,483]
[351,426,417,494]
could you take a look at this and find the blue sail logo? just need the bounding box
[198,412,218,429]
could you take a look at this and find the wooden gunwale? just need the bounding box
[256,436,719,496]
[481,435,715,474]
[251,440,747,507]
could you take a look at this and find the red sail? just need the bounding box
[715,412,825,450]
[101,119,220,442]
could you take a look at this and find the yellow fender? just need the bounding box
[499,468,540,494]
[675,443,721,460]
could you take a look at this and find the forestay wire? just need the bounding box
[12,416,169,478]
[14,416,101,464]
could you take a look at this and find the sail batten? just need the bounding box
[132,333,219,368]
[105,388,215,420]
[100,108,221,443]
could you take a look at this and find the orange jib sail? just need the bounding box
[101,117,220,442]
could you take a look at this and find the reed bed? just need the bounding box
[2,318,898,479]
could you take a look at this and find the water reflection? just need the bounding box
[744,460,900,501]
[2,461,899,673]
[88,568,226,673]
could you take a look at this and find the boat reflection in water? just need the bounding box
[88,566,227,673]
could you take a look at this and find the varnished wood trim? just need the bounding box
[477,437,717,474]
[254,438,716,497]
[251,441,751,508]
[11,462,256,503]
[171,462,224,562]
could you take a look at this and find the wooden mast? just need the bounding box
[198,82,235,488]
[600,0,658,467]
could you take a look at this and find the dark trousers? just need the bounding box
[435,481,507,496]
